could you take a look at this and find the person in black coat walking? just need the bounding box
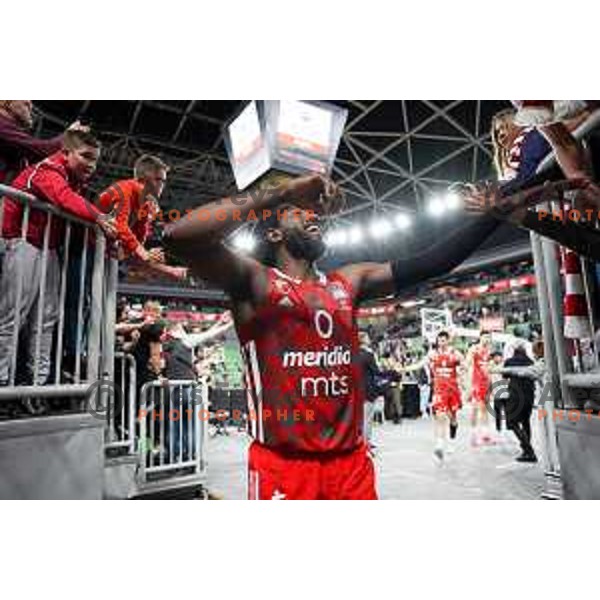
[503,344,537,463]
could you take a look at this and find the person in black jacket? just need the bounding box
[503,344,537,463]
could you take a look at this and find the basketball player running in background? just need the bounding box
[428,331,465,463]
[466,333,494,447]
[164,174,500,499]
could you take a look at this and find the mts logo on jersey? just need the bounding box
[240,268,362,451]
[282,309,353,398]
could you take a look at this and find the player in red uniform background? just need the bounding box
[466,333,493,447]
[165,174,500,499]
[428,331,465,463]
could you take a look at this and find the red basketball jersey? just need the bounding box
[237,267,363,454]
[430,349,461,397]
[471,345,491,387]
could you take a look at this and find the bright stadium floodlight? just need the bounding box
[369,218,393,238]
[394,213,412,230]
[427,196,446,217]
[348,225,363,244]
[336,229,349,246]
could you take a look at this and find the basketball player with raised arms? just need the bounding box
[164,174,499,499]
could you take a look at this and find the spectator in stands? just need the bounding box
[97,155,187,281]
[195,344,216,384]
[115,298,142,353]
[380,351,403,424]
[143,300,162,322]
[491,108,552,193]
[163,315,233,457]
[0,101,84,269]
[164,322,199,461]
[132,318,164,391]
[0,128,116,387]
[0,101,64,186]
[357,331,384,450]
[492,104,593,193]
[465,105,600,259]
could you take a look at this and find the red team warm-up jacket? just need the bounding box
[97,179,153,258]
[1,152,101,249]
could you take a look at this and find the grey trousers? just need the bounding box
[0,239,60,385]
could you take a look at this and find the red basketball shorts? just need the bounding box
[471,377,490,405]
[432,389,462,415]
[247,441,377,500]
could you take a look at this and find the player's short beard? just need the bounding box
[284,229,326,263]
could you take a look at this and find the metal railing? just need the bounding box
[0,183,118,403]
[530,113,600,399]
[528,112,600,495]
[138,379,208,483]
[105,352,137,453]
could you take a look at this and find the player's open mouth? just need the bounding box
[305,224,321,235]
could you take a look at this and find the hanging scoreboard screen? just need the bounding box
[225,100,348,190]
[225,101,271,191]
[266,100,347,175]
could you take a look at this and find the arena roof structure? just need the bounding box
[34,100,511,222]
[33,100,530,281]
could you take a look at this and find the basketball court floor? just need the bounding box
[206,414,546,500]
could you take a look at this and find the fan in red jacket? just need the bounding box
[0,128,115,387]
[97,154,187,281]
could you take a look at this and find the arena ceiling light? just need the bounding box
[394,213,412,230]
[426,196,446,217]
[348,226,364,244]
[368,218,393,238]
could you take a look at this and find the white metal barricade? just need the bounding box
[138,379,208,484]
[0,183,118,406]
[104,352,137,453]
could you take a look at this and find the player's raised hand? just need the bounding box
[282,174,345,215]
[319,176,346,215]
[462,182,504,215]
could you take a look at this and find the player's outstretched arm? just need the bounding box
[163,175,329,300]
[464,179,600,260]
[339,214,500,303]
